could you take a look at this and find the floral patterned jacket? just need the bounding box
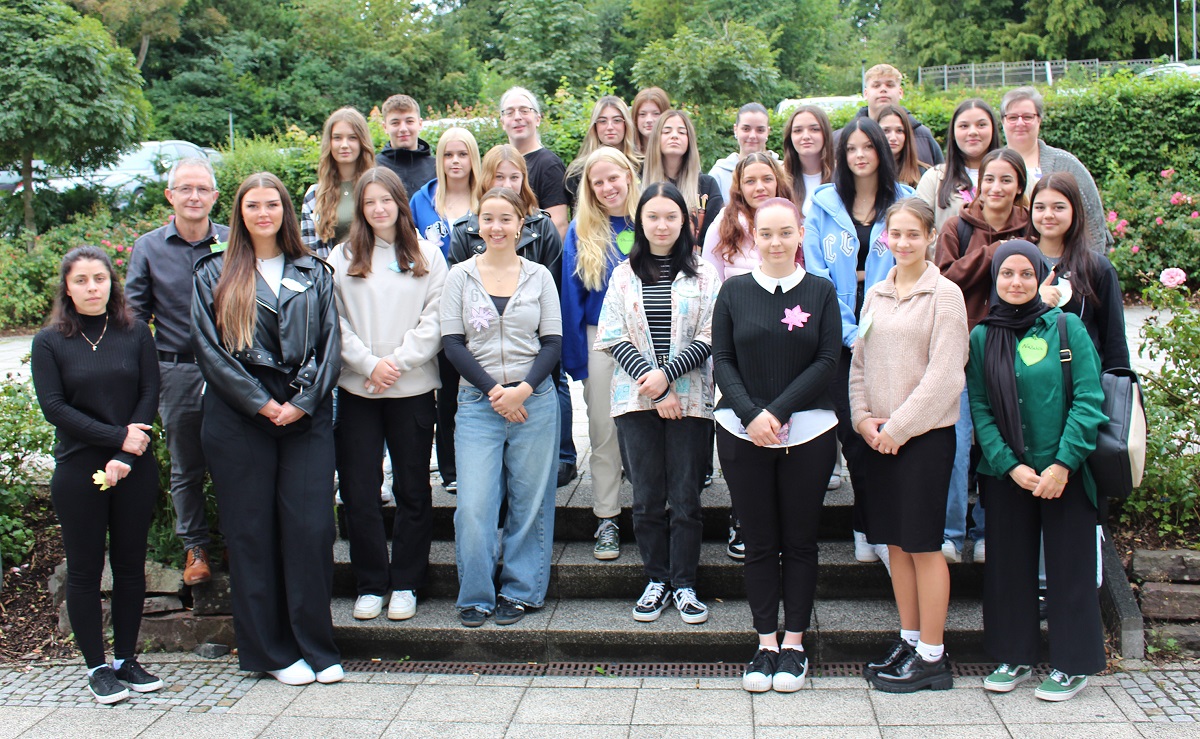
[593,260,720,419]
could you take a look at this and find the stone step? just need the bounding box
[338,476,976,543]
[331,540,985,601]
[330,595,998,664]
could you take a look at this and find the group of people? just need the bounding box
[32,63,1123,705]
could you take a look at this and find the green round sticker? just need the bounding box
[616,230,635,256]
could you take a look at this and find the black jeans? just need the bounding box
[158,360,210,550]
[616,412,708,589]
[335,390,435,595]
[435,351,458,484]
[832,345,870,534]
[202,392,339,673]
[718,426,836,634]
[982,473,1106,675]
[52,447,159,668]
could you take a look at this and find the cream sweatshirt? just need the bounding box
[328,236,448,399]
[849,260,969,445]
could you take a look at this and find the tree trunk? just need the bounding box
[21,151,36,251]
[136,35,150,70]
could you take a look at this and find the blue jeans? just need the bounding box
[944,385,985,549]
[557,367,576,465]
[454,378,558,612]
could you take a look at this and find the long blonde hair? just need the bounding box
[214,173,307,351]
[315,107,375,242]
[476,145,539,213]
[565,96,640,186]
[433,127,482,217]
[573,147,640,292]
[642,110,702,214]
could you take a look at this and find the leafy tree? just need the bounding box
[69,0,188,68]
[1001,0,1172,60]
[631,19,781,108]
[496,0,602,98]
[0,0,150,243]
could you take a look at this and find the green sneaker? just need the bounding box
[1034,670,1088,701]
[593,518,620,560]
[982,663,1032,692]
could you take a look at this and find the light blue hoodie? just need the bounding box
[801,181,914,347]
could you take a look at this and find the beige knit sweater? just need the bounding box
[849,260,969,445]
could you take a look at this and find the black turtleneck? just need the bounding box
[31,313,159,465]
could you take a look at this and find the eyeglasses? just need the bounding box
[1003,114,1039,124]
[171,186,215,197]
[501,106,536,119]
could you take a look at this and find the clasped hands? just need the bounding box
[258,399,307,426]
[637,369,680,420]
[106,422,153,486]
[857,417,901,455]
[489,382,532,423]
[1008,463,1070,499]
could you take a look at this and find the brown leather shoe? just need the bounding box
[183,546,211,586]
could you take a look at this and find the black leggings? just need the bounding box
[717,426,836,634]
[52,448,159,668]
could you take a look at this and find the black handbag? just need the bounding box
[1057,313,1146,500]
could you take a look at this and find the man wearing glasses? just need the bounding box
[499,87,570,239]
[126,157,229,587]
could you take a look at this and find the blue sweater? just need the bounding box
[801,181,914,347]
[561,215,633,381]
[409,180,451,259]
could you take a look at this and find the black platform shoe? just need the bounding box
[863,640,912,680]
[870,650,953,693]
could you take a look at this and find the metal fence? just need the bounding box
[917,59,1161,89]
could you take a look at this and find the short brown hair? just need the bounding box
[865,64,903,85]
[382,94,420,118]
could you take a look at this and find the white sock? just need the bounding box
[111,658,124,671]
[87,665,104,676]
[781,643,804,652]
[757,643,780,653]
[916,641,944,662]
[900,629,920,647]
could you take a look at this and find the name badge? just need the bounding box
[281,277,307,293]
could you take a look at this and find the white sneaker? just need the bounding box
[973,539,986,564]
[854,531,879,562]
[380,479,395,504]
[941,540,962,564]
[388,590,417,620]
[315,664,344,684]
[353,594,384,620]
[876,544,891,575]
[827,473,842,490]
[268,659,315,686]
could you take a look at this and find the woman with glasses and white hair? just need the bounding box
[998,86,1110,251]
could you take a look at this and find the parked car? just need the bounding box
[44,141,208,206]
[776,96,865,117]
[0,161,44,192]
[1138,63,1200,79]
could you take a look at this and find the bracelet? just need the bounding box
[1046,468,1067,485]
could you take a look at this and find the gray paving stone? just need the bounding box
[382,720,508,738]
[513,686,636,725]
[631,687,752,725]
[395,684,523,723]
[1006,724,1141,738]
[257,715,388,738]
[508,725,634,739]
[224,678,302,715]
[990,683,1126,724]
[17,706,159,738]
[870,688,1002,726]
[1138,724,1200,737]
[0,707,52,739]
[285,682,409,720]
[1107,686,1152,722]
[752,688,875,726]
[879,728,1009,739]
[136,712,272,738]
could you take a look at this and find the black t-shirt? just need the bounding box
[524,147,568,211]
[854,219,873,272]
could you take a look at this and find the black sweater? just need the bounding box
[1056,252,1129,371]
[31,314,159,465]
[712,273,841,427]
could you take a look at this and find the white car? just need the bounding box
[45,140,209,205]
[1138,63,1200,79]
[776,96,865,117]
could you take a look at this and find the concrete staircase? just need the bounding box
[330,468,990,665]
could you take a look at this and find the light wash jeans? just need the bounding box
[944,385,985,550]
[454,378,558,612]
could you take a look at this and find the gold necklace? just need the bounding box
[81,314,108,352]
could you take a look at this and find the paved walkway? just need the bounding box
[0,654,1197,737]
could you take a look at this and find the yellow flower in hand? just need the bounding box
[92,470,111,491]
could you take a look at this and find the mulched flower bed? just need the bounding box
[0,500,76,662]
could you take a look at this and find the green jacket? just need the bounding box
[966,309,1108,506]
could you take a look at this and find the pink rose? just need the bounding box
[115,245,124,252]
[1157,217,1165,225]
[100,239,111,247]
[1171,192,1186,205]
[1162,168,1177,178]
[1131,245,1140,254]
[1107,211,1118,222]
[1193,212,1199,219]
[115,259,124,266]
[1161,267,1188,287]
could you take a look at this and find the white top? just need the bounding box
[966,167,979,187]
[802,173,823,217]
[750,264,806,294]
[256,254,285,297]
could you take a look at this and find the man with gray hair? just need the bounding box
[500,86,569,239]
[126,157,229,586]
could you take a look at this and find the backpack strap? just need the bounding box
[1058,312,1073,407]
[957,218,974,253]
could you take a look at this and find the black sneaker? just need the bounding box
[727,518,745,560]
[742,648,778,693]
[443,478,457,494]
[114,659,164,692]
[494,599,526,626]
[459,607,487,628]
[632,581,671,622]
[864,640,912,679]
[557,461,578,487]
[1038,588,1048,620]
[773,647,808,692]
[88,666,130,705]
[703,473,713,488]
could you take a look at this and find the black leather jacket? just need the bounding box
[448,210,564,290]
[191,251,341,418]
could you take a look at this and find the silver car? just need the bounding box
[45,140,208,206]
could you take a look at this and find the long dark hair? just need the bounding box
[874,104,929,188]
[48,246,133,337]
[781,105,834,207]
[631,182,698,285]
[939,99,1000,209]
[214,172,307,351]
[1031,172,1096,301]
[835,117,899,222]
[344,167,427,278]
[978,148,1029,211]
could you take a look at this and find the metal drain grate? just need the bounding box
[341,660,1036,679]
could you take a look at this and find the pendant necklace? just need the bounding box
[82,314,109,352]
